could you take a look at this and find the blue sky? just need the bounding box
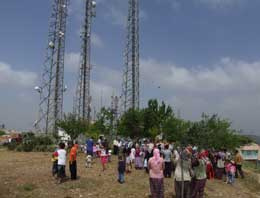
[0,0,260,134]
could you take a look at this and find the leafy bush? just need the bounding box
[116,99,251,149]
[34,135,53,146]
[16,144,23,152]
[7,141,17,150]
[6,132,55,152]
[45,145,57,152]
[0,130,5,136]
[22,142,34,152]
[57,113,88,141]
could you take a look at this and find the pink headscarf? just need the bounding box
[153,148,160,163]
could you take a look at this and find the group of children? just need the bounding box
[51,142,78,183]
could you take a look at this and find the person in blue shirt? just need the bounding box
[86,137,94,156]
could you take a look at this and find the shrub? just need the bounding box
[11,133,56,152]
[7,141,17,150]
[16,144,23,152]
[0,130,5,136]
[35,135,53,145]
[22,142,34,152]
[46,145,56,152]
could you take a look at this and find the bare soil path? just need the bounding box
[0,149,259,198]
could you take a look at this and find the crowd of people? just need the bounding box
[51,136,245,198]
[113,139,245,198]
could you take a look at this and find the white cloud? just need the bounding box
[196,0,243,9]
[157,0,243,10]
[156,0,181,10]
[105,2,128,27]
[0,62,37,87]
[64,52,80,73]
[140,58,260,132]
[100,0,147,27]
[92,33,104,48]
[71,0,147,28]
[65,55,260,132]
[141,58,260,93]
[63,51,122,111]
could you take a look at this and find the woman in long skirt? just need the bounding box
[148,148,165,198]
[135,146,143,169]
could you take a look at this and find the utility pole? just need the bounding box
[35,0,69,136]
[122,0,140,112]
[74,0,96,123]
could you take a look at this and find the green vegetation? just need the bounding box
[19,183,37,192]
[23,98,251,151]
[243,161,260,174]
[86,99,252,149]
[57,113,88,141]
[7,132,55,152]
[0,130,5,136]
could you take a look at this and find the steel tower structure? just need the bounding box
[122,0,140,112]
[74,0,96,122]
[110,95,119,138]
[35,0,69,135]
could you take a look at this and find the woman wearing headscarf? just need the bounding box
[135,144,143,169]
[148,148,165,198]
[174,148,192,198]
[191,150,207,198]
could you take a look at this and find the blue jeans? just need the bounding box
[228,173,235,184]
[118,172,125,183]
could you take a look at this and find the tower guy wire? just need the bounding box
[122,0,140,112]
[73,0,96,123]
[35,0,69,135]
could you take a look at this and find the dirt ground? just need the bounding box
[0,148,259,198]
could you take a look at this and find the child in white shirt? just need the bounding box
[57,142,66,183]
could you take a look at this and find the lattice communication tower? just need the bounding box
[73,0,96,122]
[35,0,69,135]
[122,0,140,112]
[110,95,119,138]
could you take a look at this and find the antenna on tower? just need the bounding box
[122,0,140,112]
[74,0,96,123]
[35,0,69,135]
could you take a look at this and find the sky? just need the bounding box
[0,0,260,135]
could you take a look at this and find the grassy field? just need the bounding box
[0,148,259,198]
[244,161,260,174]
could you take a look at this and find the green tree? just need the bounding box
[118,108,144,138]
[163,117,191,143]
[143,99,174,138]
[57,113,88,141]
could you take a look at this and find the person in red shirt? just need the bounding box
[69,142,77,180]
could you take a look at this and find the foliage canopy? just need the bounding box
[57,99,251,150]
